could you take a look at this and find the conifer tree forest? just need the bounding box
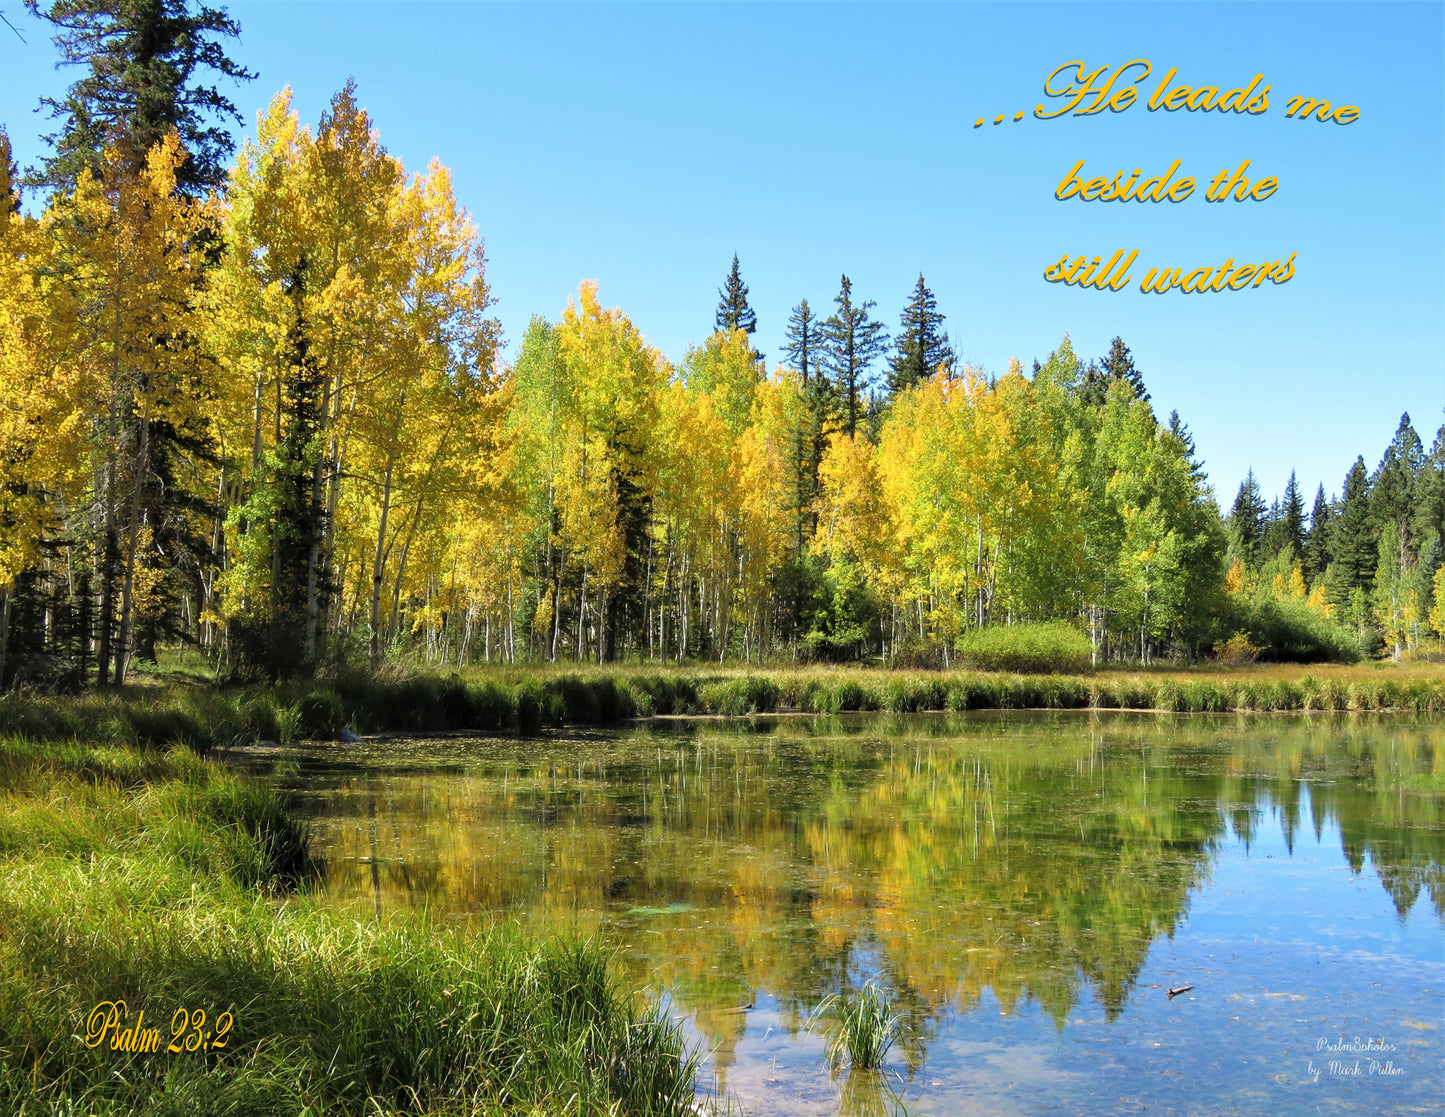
[1,3,1442,687]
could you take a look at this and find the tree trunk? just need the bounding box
[369,453,396,667]
[114,391,155,685]
[0,588,11,690]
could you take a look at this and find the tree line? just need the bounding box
[1,0,1440,686]
[1224,415,1445,662]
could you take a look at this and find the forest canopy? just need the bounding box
[1,33,1442,685]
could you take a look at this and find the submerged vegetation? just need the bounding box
[0,736,699,1115]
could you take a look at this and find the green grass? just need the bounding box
[815,983,900,1072]
[0,737,700,1115]
[3,661,1444,755]
[1398,772,1445,794]
[955,621,1094,674]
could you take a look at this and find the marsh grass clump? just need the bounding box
[273,702,303,744]
[816,982,901,1071]
[697,677,779,717]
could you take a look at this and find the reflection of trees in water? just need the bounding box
[1216,720,1445,921]
[296,713,1445,1074]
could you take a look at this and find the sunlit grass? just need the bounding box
[0,736,702,1115]
[1,661,1441,760]
[815,982,901,1072]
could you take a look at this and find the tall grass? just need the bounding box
[0,736,700,1115]
[815,983,900,1071]
[1,663,1441,753]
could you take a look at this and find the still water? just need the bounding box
[284,712,1444,1115]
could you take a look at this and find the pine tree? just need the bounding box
[1275,470,1304,558]
[1228,469,1267,566]
[1303,483,1331,584]
[1325,457,1376,607]
[781,300,822,389]
[270,259,328,674]
[1167,410,1205,480]
[24,0,254,196]
[1371,413,1422,547]
[781,299,831,547]
[714,253,760,356]
[1080,336,1148,406]
[820,275,888,438]
[1102,336,1147,399]
[1412,421,1445,557]
[886,273,954,395]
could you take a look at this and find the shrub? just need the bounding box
[1213,632,1262,667]
[955,623,1092,674]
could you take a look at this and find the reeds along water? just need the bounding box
[1,668,1443,751]
[821,983,900,1071]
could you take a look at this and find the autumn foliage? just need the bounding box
[14,85,1418,686]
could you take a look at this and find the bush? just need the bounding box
[1213,632,1262,667]
[890,639,948,670]
[955,623,1092,674]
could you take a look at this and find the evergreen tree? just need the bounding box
[230,260,329,678]
[714,253,760,357]
[1371,413,1423,548]
[273,264,327,646]
[886,273,954,394]
[24,0,253,196]
[1412,421,1445,557]
[1325,457,1376,607]
[1078,361,1108,406]
[781,300,822,388]
[1167,410,1205,480]
[820,275,888,438]
[1080,336,1148,405]
[1274,470,1305,558]
[1303,483,1332,584]
[782,299,831,547]
[1102,335,1147,400]
[1228,469,1267,566]
[1262,496,1283,556]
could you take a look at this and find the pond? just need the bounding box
[282,712,1444,1115]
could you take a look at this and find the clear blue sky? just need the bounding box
[2,1,1441,510]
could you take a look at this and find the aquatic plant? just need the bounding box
[817,982,901,1071]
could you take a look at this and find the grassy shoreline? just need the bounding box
[0,737,700,1115]
[2,663,1442,750]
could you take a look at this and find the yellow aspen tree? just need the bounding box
[653,382,729,662]
[554,282,667,661]
[0,136,90,682]
[733,377,795,660]
[52,133,214,683]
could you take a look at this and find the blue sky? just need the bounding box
[2,1,1441,509]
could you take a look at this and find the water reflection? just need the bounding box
[286,712,1444,1111]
